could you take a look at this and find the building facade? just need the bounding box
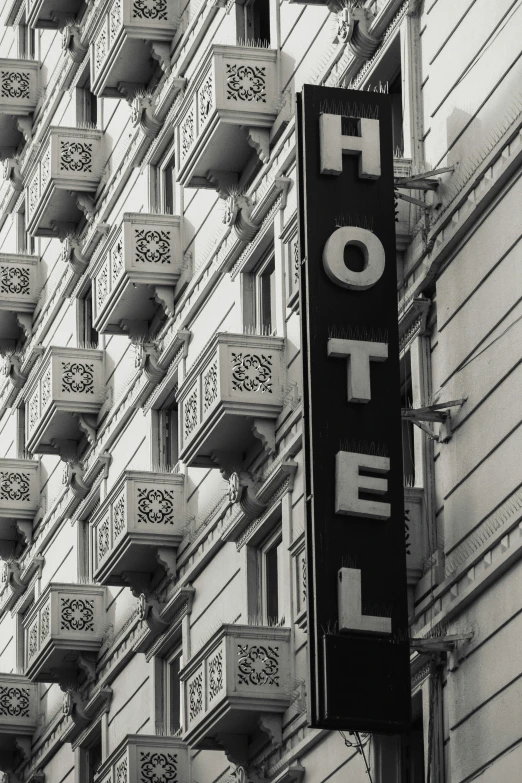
[0,0,520,782]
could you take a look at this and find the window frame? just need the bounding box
[257,524,284,625]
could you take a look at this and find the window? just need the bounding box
[79,290,98,347]
[158,404,178,470]
[18,25,36,59]
[239,0,271,45]
[75,81,99,127]
[259,528,284,624]
[77,722,103,783]
[244,249,277,334]
[161,156,176,214]
[155,647,182,735]
[166,649,182,734]
[401,349,414,484]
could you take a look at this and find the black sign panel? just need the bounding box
[297,85,410,732]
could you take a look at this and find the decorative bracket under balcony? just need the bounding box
[91,469,184,589]
[223,192,260,243]
[0,59,39,155]
[131,79,186,138]
[90,0,178,98]
[23,582,105,684]
[178,332,285,472]
[92,212,182,334]
[0,458,40,548]
[25,127,103,237]
[23,345,105,456]
[62,23,89,64]
[176,45,278,190]
[94,734,189,783]
[26,0,86,29]
[180,623,291,756]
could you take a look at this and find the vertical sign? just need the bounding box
[297,85,410,732]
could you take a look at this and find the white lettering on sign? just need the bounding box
[323,226,385,290]
[319,114,380,178]
[338,567,392,634]
[335,451,390,520]
[328,338,388,403]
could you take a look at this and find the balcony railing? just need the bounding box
[24,346,104,455]
[405,486,425,585]
[0,59,39,115]
[23,582,105,682]
[0,253,39,314]
[92,213,182,334]
[95,734,189,783]
[0,673,37,747]
[181,624,291,748]
[0,58,39,157]
[178,333,285,468]
[176,45,278,190]
[0,458,39,546]
[91,0,177,97]
[91,469,184,585]
[25,126,103,237]
[27,0,86,28]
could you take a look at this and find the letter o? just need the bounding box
[323,226,385,290]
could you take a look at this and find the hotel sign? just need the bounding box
[297,85,410,732]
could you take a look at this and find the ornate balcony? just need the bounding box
[181,624,291,749]
[0,673,37,755]
[23,583,105,683]
[92,213,182,334]
[25,126,103,237]
[0,458,39,547]
[27,0,86,28]
[24,346,104,456]
[178,333,285,469]
[176,45,278,191]
[0,59,39,155]
[404,486,426,585]
[91,469,184,586]
[0,253,39,342]
[95,735,189,783]
[91,0,177,97]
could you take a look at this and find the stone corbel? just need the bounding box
[335,6,379,60]
[15,521,32,546]
[274,176,292,210]
[153,285,175,319]
[246,127,270,164]
[61,234,87,276]
[72,192,95,223]
[156,547,177,580]
[227,471,267,520]
[223,193,260,243]
[62,457,90,499]
[1,352,26,388]
[15,313,32,339]
[131,93,162,138]
[62,23,88,63]
[252,418,276,455]
[134,340,166,385]
[206,170,238,199]
[15,117,33,144]
[2,158,23,191]
[149,41,171,74]
[258,713,283,750]
[14,736,31,762]
[75,413,98,446]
